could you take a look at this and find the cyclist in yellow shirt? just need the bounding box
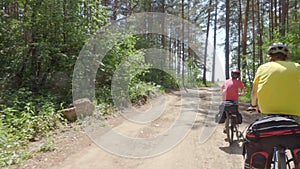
[249,43,300,116]
[244,43,300,169]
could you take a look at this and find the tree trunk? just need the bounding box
[280,0,287,36]
[225,0,230,79]
[161,0,166,48]
[251,0,256,78]
[212,0,218,83]
[241,0,250,81]
[237,0,242,71]
[270,0,274,40]
[203,0,212,86]
[257,0,263,65]
[181,0,185,87]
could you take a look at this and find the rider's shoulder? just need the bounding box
[260,61,297,68]
[281,61,300,69]
[257,62,273,70]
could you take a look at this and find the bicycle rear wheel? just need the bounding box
[226,114,234,145]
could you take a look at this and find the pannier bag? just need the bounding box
[249,151,269,169]
[246,115,300,141]
[243,115,300,169]
[215,102,242,124]
[293,148,300,168]
[236,112,243,124]
[215,110,226,124]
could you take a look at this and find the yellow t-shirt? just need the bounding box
[253,61,300,116]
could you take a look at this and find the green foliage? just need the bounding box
[39,136,55,152]
[129,81,163,103]
[137,69,180,90]
[239,83,252,103]
[0,0,108,103]
[0,88,65,168]
[96,36,150,104]
[267,21,300,63]
[197,80,219,87]
[3,1,300,168]
[96,102,116,116]
[239,92,251,103]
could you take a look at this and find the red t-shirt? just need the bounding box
[222,79,244,101]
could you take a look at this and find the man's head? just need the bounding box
[267,43,289,61]
[231,69,240,79]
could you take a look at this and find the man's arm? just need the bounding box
[250,84,259,112]
[251,84,258,106]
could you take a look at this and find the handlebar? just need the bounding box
[246,106,261,113]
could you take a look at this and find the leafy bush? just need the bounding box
[96,102,117,116]
[39,136,56,152]
[0,88,65,167]
[129,81,163,104]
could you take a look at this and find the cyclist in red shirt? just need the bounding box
[222,69,246,102]
[221,69,246,133]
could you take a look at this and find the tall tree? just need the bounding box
[257,0,263,65]
[237,0,242,70]
[203,0,213,85]
[181,0,185,87]
[241,0,250,81]
[251,0,256,78]
[280,0,288,36]
[225,0,230,79]
[211,0,218,83]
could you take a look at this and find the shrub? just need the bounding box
[0,88,65,167]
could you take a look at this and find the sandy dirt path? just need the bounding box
[19,87,260,169]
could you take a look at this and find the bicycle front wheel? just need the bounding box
[277,149,287,169]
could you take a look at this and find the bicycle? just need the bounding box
[223,101,243,145]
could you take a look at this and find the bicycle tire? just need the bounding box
[230,125,234,145]
[225,113,230,142]
[226,114,234,145]
[277,149,287,169]
[234,119,240,141]
[230,116,235,144]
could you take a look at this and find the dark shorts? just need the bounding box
[223,100,239,105]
